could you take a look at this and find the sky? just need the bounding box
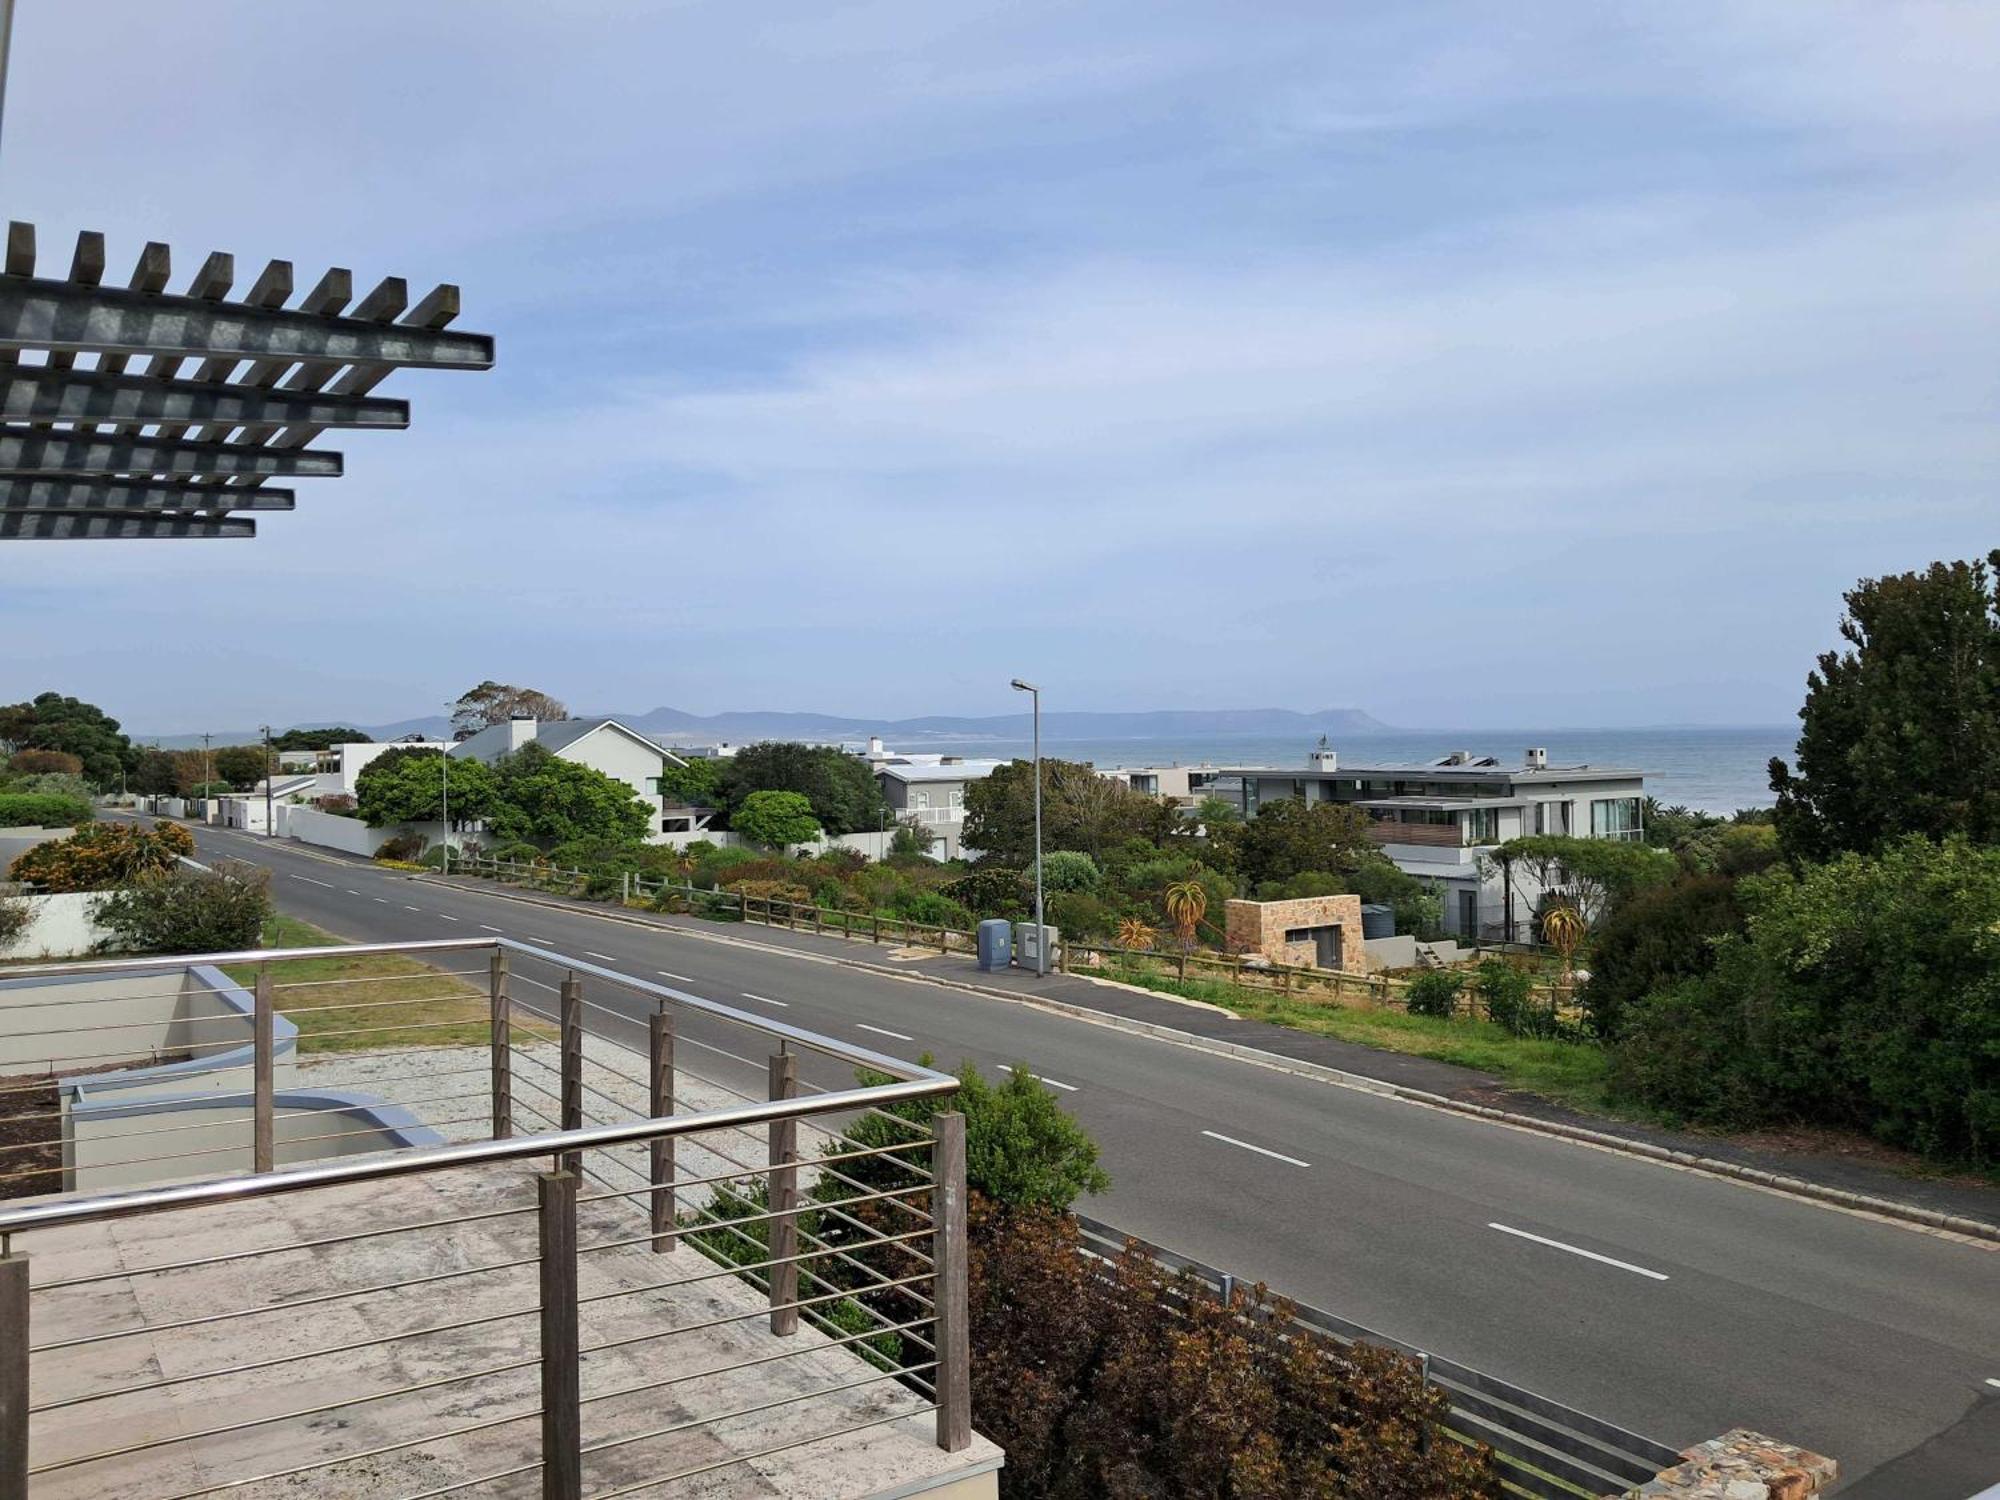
[2,2,1996,736]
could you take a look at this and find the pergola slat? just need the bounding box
[0,274,494,368]
[1,224,490,540]
[0,431,341,478]
[0,513,256,539]
[0,481,295,513]
[0,366,408,428]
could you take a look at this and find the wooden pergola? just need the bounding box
[0,221,494,539]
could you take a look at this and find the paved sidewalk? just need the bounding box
[426,875,2000,1232]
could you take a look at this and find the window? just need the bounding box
[1535,800,1573,836]
[1462,807,1500,844]
[913,790,930,810]
[1590,797,1643,841]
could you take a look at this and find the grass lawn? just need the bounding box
[223,914,547,1055]
[1101,961,1615,1113]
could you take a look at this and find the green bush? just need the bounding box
[1471,959,1543,1037]
[1582,875,1744,1039]
[892,889,973,930]
[0,893,30,951]
[0,792,93,828]
[941,866,1025,917]
[1403,969,1462,1018]
[488,840,543,864]
[1046,891,1115,941]
[1609,836,2000,1163]
[94,862,272,955]
[1038,850,1099,893]
[374,833,425,862]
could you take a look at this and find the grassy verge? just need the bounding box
[224,914,549,1054]
[1102,961,1615,1113]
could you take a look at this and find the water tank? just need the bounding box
[1359,903,1396,940]
[976,919,1013,972]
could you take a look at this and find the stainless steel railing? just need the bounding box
[0,937,972,1500]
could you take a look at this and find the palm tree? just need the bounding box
[1541,901,1587,1017]
[1163,879,1208,980]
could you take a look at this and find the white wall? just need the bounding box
[0,892,110,961]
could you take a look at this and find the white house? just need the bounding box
[449,717,689,844]
[872,755,1005,860]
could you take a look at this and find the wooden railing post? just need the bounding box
[650,1007,676,1252]
[490,951,513,1139]
[767,1050,799,1335]
[872,913,881,944]
[559,975,583,1175]
[932,1111,971,1452]
[537,1171,582,1500]
[253,966,275,1173]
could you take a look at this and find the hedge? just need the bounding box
[0,793,93,828]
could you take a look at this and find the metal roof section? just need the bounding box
[875,760,1008,783]
[0,222,493,539]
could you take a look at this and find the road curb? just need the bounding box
[415,875,2000,1246]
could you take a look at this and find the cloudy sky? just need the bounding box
[4,2,1995,735]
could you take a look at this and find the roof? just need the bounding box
[1357,796,1529,812]
[449,718,682,766]
[1,221,493,540]
[1213,761,1644,782]
[875,759,1006,784]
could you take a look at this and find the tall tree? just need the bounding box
[356,750,498,826]
[961,758,1159,865]
[732,789,822,848]
[1770,550,2000,859]
[717,742,888,836]
[0,693,137,790]
[1206,797,1377,886]
[212,745,272,789]
[270,727,370,751]
[488,743,651,845]
[451,681,568,738]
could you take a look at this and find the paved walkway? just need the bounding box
[426,875,2000,1231]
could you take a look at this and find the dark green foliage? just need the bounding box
[731,788,822,847]
[488,743,653,845]
[94,862,271,954]
[1471,960,1548,1038]
[1582,875,1745,1039]
[1208,797,1376,886]
[1609,837,2000,1162]
[891,889,973,930]
[1488,835,1676,927]
[1037,849,1099,893]
[0,793,92,828]
[1770,550,2000,859]
[375,833,426,861]
[0,693,137,790]
[716,741,888,836]
[942,866,1026,916]
[889,819,936,856]
[1045,891,1115,940]
[129,749,180,796]
[269,727,369,751]
[356,751,498,827]
[655,756,723,806]
[1402,969,1461,1018]
[211,745,271,789]
[962,758,1162,865]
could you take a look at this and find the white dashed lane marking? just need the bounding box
[288,875,336,888]
[480,925,504,934]
[657,970,693,982]
[1487,1223,1669,1282]
[1201,1130,1310,1168]
[437,914,459,922]
[856,1023,913,1042]
[740,992,789,1009]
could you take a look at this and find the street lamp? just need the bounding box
[259,725,273,837]
[439,703,454,876]
[1010,679,1044,978]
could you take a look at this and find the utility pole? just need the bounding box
[0,0,16,163]
[202,733,212,799]
[260,725,273,837]
[439,701,454,874]
[1009,679,1045,978]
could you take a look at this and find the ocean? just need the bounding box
[879,726,1796,815]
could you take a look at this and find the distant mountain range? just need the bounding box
[137,705,1389,750]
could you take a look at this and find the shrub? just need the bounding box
[891,889,973,931]
[941,866,1025,917]
[1471,959,1542,1037]
[9,821,191,892]
[1038,850,1099,893]
[94,862,271,955]
[374,832,426,862]
[0,893,30,951]
[1582,874,1745,1040]
[6,772,94,802]
[1046,891,1115,941]
[487,840,543,863]
[1403,969,1462,1018]
[0,793,93,829]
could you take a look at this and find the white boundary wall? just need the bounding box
[0,892,110,960]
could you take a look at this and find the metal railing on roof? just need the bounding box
[0,937,972,1500]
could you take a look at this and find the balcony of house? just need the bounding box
[1359,797,1512,851]
[0,938,999,1500]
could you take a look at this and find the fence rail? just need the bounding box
[0,936,972,1500]
[1073,1215,1678,1500]
[448,857,1573,1023]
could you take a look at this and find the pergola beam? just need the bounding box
[0,514,256,539]
[0,275,494,369]
[0,431,340,478]
[0,365,408,428]
[0,481,295,513]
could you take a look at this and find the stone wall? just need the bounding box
[1617,1429,1835,1499]
[1222,895,1365,973]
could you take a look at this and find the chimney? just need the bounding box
[507,714,538,754]
[1525,747,1548,770]
[868,735,885,758]
[1308,745,1338,773]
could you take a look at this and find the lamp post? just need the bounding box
[439,704,454,876]
[259,725,273,837]
[1009,679,1044,978]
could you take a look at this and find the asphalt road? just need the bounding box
[164,820,2000,1496]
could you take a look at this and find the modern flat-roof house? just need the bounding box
[1205,743,1646,940]
[874,756,1005,859]
[450,716,691,843]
